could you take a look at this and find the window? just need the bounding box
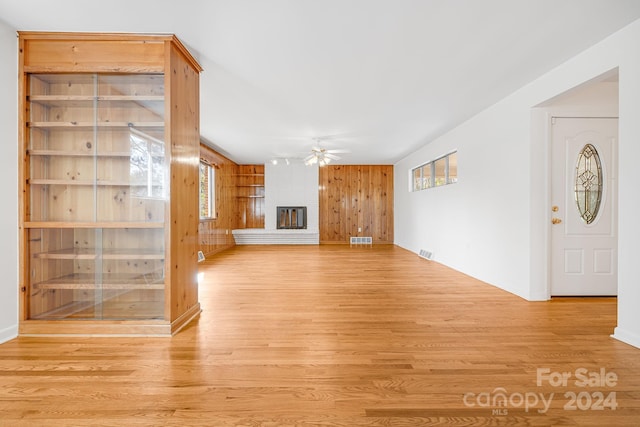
[421,163,432,189]
[411,151,457,192]
[413,167,422,192]
[448,152,458,184]
[200,160,215,219]
[434,157,446,187]
[574,144,602,224]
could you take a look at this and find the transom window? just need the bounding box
[411,151,457,192]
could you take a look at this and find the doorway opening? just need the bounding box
[535,68,619,298]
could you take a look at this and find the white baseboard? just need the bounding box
[611,327,640,349]
[0,324,18,344]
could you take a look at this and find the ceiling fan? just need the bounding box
[303,138,350,166]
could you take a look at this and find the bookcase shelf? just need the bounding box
[27,121,165,129]
[235,165,265,228]
[32,247,165,260]
[28,94,164,106]
[32,272,165,290]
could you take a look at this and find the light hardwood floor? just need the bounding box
[1,245,639,426]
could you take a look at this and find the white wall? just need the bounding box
[0,19,18,343]
[614,21,640,349]
[264,161,319,232]
[395,19,640,348]
[395,95,532,297]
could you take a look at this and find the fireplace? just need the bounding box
[277,206,307,229]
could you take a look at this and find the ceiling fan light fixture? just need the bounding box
[304,152,333,167]
[302,137,349,166]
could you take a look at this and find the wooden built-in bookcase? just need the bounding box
[236,164,265,229]
[18,32,203,335]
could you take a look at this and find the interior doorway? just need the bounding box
[531,68,619,300]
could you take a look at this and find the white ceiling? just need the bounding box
[2,0,640,164]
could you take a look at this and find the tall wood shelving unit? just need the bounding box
[18,32,203,336]
[235,164,265,229]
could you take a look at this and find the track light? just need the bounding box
[271,158,291,166]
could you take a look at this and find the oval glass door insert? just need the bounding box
[574,143,603,224]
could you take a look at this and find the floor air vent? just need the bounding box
[350,236,373,245]
[418,249,433,260]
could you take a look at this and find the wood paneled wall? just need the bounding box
[199,160,393,251]
[168,42,202,324]
[319,165,394,244]
[198,144,239,257]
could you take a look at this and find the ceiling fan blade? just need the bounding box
[324,153,341,161]
[326,148,350,154]
[303,153,316,162]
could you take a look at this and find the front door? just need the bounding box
[550,117,618,296]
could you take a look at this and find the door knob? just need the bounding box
[551,218,562,225]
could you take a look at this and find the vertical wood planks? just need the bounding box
[167,41,200,324]
[319,165,394,244]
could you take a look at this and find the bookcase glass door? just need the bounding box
[26,73,167,320]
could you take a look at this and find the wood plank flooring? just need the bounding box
[1,245,639,426]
